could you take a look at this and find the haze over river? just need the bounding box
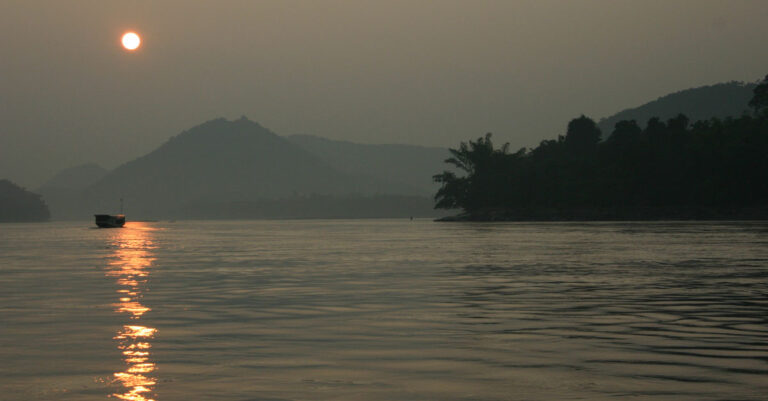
[1,220,767,400]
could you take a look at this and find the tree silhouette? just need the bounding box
[433,133,513,212]
[434,104,768,220]
[564,115,601,153]
[606,119,641,144]
[750,74,768,114]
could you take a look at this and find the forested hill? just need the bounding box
[434,75,768,221]
[0,179,50,222]
[598,81,756,139]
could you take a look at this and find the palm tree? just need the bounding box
[433,133,510,211]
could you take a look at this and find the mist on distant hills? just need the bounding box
[35,163,108,221]
[287,135,446,195]
[37,163,107,192]
[33,78,763,221]
[46,117,441,220]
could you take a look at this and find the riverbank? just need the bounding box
[436,206,768,222]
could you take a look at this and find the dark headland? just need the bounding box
[0,180,50,222]
[435,76,768,222]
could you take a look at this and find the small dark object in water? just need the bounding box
[94,214,125,228]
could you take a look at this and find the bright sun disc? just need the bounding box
[121,32,141,50]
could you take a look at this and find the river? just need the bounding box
[1,220,767,400]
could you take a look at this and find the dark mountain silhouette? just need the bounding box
[0,179,50,222]
[54,117,432,219]
[598,81,756,139]
[287,134,447,195]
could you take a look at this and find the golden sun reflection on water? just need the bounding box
[106,222,158,401]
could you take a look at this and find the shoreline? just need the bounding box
[436,207,768,222]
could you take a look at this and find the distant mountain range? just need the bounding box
[598,81,756,138]
[286,134,446,195]
[33,79,760,220]
[35,163,108,219]
[37,163,107,192]
[37,163,109,192]
[41,117,448,220]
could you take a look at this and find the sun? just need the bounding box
[121,32,141,51]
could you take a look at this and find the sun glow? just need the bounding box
[121,32,141,51]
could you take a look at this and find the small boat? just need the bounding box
[95,198,126,228]
[94,214,126,228]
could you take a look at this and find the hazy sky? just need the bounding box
[2,0,767,186]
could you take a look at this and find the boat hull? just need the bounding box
[94,214,125,228]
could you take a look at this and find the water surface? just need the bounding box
[1,220,767,400]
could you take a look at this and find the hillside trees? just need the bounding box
[750,74,768,114]
[434,82,768,219]
[433,133,526,211]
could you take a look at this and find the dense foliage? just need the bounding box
[596,81,756,137]
[434,77,768,220]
